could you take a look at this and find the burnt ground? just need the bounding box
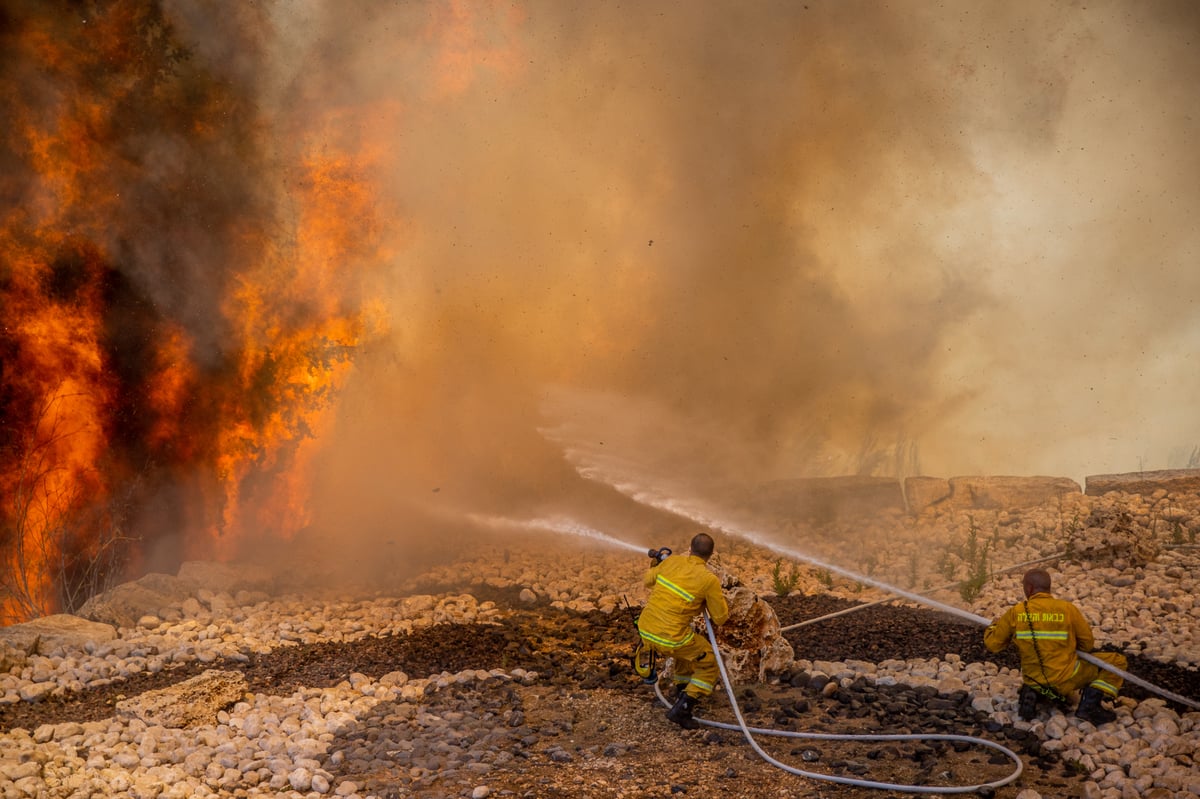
[2,590,1197,798]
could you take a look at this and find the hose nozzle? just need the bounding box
[648,547,671,563]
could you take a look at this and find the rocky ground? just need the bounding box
[0,593,1082,799]
[1,484,1199,799]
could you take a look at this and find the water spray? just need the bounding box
[640,490,1200,712]
[600,485,984,619]
[624,490,1200,710]
[464,512,649,555]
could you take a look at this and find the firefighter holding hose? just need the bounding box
[637,533,730,729]
[984,568,1126,725]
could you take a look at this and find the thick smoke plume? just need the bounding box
[301,3,1200,517]
[2,1,1198,609]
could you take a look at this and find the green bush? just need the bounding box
[771,559,801,596]
[958,521,990,603]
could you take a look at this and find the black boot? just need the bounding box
[666,693,700,729]
[1017,685,1040,721]
[1075,686,1117,726]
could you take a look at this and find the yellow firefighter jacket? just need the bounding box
[983,591,1096,689]
[637,554,730,649]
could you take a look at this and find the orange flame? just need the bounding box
[0,236,115,620]
[1,7,125,621]
[1,0,527,622]
[200,118,394,560]
[0,3,394,621]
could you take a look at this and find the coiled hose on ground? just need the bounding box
[651,613,1026,794]
[654,592,1198,793]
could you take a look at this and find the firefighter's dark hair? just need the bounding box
[690,533,715,560]
[1023,568,1051,595]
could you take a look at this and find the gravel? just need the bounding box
[1,488,1198,799]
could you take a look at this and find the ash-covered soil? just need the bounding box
[3,589,1197,798]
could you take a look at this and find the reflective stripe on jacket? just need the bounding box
[983,592,1095,689]
[637,554,729,648]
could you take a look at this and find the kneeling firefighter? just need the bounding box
[984,568,1127,725]
[636,533,730,729]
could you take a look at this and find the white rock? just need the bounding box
[937,676,966,693]
[1149,714,1180,736]
[288,766,313,791]
[18,682,56,702]
[4,761,41,780]
[1044,715,1068,740]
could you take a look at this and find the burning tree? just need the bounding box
[1,393,139,622]
[0,2,389,622]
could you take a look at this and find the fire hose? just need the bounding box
[639,544,1198,791]
[781,599,1199,711]
[778,552,1070,633]
[651,612,1026,794]
[762,550,1200,711]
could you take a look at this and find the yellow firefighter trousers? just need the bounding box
[1057,651,1126,698]
[644,634,719,699]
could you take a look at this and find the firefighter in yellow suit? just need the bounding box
[638,533,730,729]
[984,568,1126,725]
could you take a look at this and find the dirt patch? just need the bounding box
[404,682,1082,799]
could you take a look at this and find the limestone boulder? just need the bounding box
[115,669,248,728]
[77,572,194,628]
[0,614,117,656]
[905,475,1080,513]
[712,586,794,684]
[0,639,27,673]
[905,476,951,513]
[1084,468,1200,497]
[945,476,1081,510]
